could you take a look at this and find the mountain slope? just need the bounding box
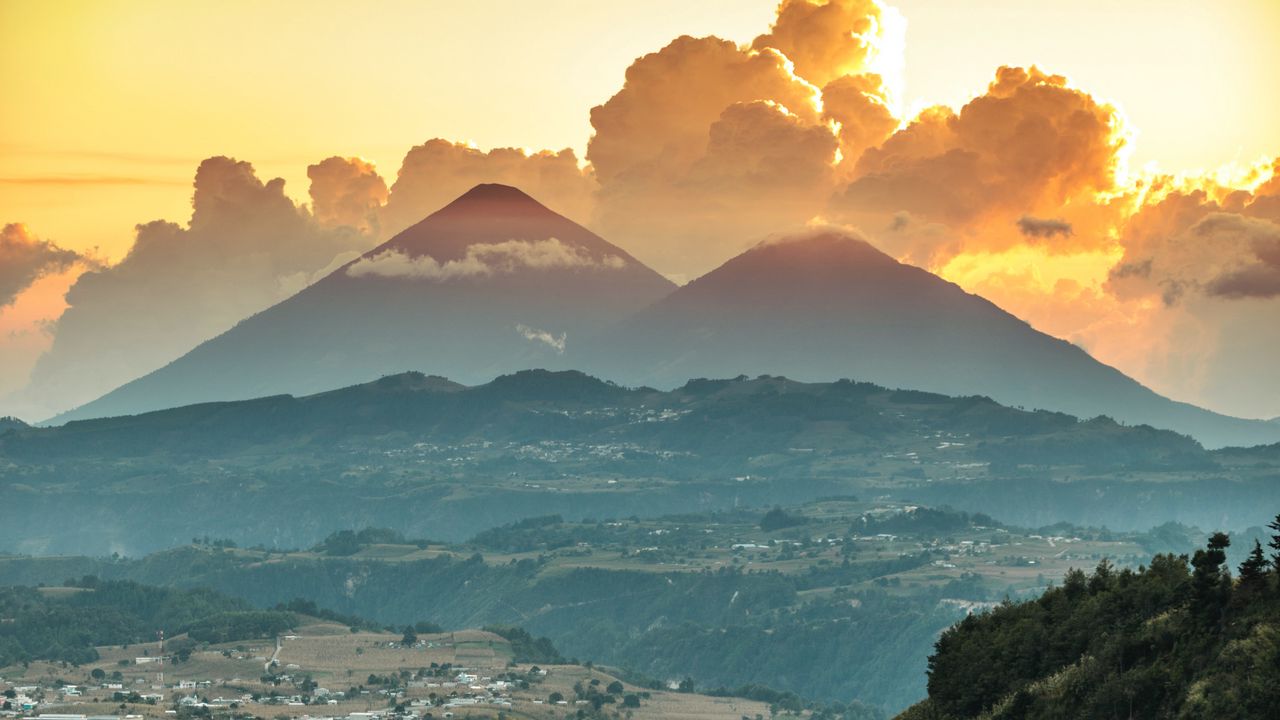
[52,184,675,423]
[897,532,1280,720]
[585,231,1280,449]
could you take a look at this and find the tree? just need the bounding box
[678,677,695,693]
[91,668,106,681]
[607,681,624,695]
[1238,539,1269,593]
[401,626,417,647]
[760,507,804,532]
[548,692,564,704]
[622,694,641,708]
[1268,513,1280,570]
[1190,532,1232,625]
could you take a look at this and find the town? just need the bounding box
[1,624,773,720]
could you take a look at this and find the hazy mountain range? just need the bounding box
[44,185,1280,449]
[5,368,1279,556]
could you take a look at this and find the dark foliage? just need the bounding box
[0,579,273,666]
[900,524,1280,719]
[480,625,565,664]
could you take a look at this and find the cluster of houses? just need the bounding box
[2,665,535,720]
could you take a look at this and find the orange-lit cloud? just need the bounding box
[0,224,91,400]
[833,66,1126,262]
[307,156,389,234]
[751,0,885,88]
[0,223,87,308]
[581,3,904,278]
[1110,177,1280,304]
[587,33,840,277]
[8,157,371,420]
[820,72,897,176]
[380,140,594,239]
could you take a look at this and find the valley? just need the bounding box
[0,498,1256,715]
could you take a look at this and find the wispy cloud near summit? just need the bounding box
[346,239,627,281]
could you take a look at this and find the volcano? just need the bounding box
[582,230,1279,449]
[54,184,674,422]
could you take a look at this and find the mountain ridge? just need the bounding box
[5,367,1280,556]
[0,367,1215,463]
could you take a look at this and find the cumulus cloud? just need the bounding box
[587,34,843,277]
[14,157,371,419]
[1199,214,1280,299]
[0,223,88,308]
[516,323,566,354]
[832,66,1125,263]
[751,0,887,89]
[1110,177,1280,305]
[307,156,389,233]
[1016,216,1074,239]
[346,238,626,281]
[820,73,898,175]
[380,140,594,237]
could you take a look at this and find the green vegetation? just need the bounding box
[5,372,1278,557]
[183,610,296,643]
[0,578,291,666]
[312,528,425,556]
[898,513,1280,719]
[760,506,807,531]
[481,625,565,664]
[0,499,1184,713]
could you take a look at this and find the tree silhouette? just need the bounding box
[1237,539,1270,596]
[1191,531,1232,626]
[1268,513,1280,570]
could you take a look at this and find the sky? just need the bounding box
[5,0,1278,258]
[2,0,1279,421]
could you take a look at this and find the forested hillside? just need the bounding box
[6,371,1279,556]
[898,515,1280,719]
[1,501,1215,713]
[0,579,296,666]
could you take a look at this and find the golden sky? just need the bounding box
[4,0,1279,258]
[2,0,1279,422]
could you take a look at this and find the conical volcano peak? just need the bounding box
[442,183,547,213]
[745,229,899,268]
[376,183,621,263]
[687,229,902,292]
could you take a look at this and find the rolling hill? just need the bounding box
[4,369,1279,556]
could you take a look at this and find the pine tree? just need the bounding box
[1191,532,1232,625]
[1238,539,1269,594]
[1268,513,1280,571]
